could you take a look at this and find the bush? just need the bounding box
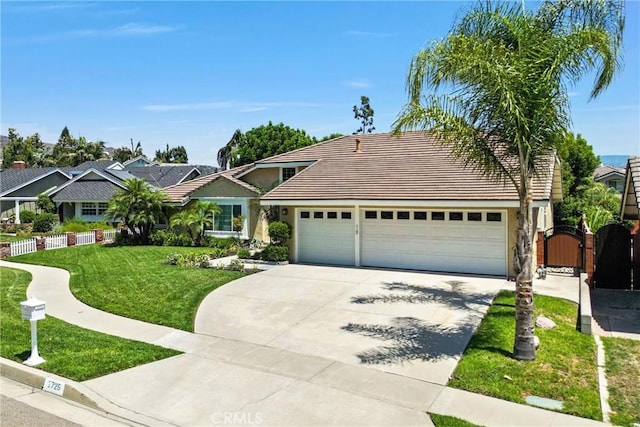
[237,248,251,259]
[207,237,236,250]
[19,210,36,224]
[150,230,168,246]
[268,221,291,244]
[59,218,115,233]
[36,194,56,213]
[165,232,194,247]
[113,231,135,246]
[166,252,210,268]
[260,244,289,262]
[32,213,58,233]
[227,259,245,271]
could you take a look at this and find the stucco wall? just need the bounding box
[191,178,257,198]
[242,168,280,192]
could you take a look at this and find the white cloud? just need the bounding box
[142,101,329,112]
[71,23,180,37]
[343,79,373,89]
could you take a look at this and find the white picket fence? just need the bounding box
[76,231,96,246]
[45,234,67,250]
[103,229,116,243]
[10,238,37,256]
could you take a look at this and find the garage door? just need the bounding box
[297,209,355,266]
[361,209,507,275]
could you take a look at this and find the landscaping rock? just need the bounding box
[534,335,540,349]
[536,315,557,329]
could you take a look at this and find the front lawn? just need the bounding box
[11,245,246,331]
[429,414,480,427]
[449,290,601,420]
[602,337,640,426]
[0,233,29,243]
[0,267,180,381]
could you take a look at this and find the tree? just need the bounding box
[318,133,344,142]
[154,144,189,164]
[170,201,220,246]
[51,128,108,167]
[1,128,46,168]
[218,122,317,169]
[557,132,600,196]
[36,193,57,214]
[105,178,166,245]
[393,0,624,360]
[112,139,145,163]
[353,96,375,134]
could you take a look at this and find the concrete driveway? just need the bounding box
[195,264,507,385]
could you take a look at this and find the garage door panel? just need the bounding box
[361,210,506,275]
[298,210,355,266]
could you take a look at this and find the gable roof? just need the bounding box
[163,165,259,204]
[621,157,640,220]
[0,167,71,196]
[123,156,157,167]
[594,165,625,181]
[48,168,128,202]
[75,160,123,171]
[126,165,200,188]
[261,132,558,203]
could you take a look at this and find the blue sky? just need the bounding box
[2,1,638,166]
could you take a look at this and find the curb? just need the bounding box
[0,358,174,426]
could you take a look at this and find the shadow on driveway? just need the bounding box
[343,279,495,365]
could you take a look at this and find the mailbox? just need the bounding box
[21,297,46,321]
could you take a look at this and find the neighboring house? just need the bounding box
[0,162,71,223]
[1,157,214,223]
[165,132,563,277]
[621,157,640,221]
[595,165,626,193]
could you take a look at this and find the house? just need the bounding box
[0,162,71,223]
[49,162,205,222]
[621,157,640,221]
[165,133,562,277]
[594,165,626,193]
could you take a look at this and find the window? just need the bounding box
[282,167,296,181]
[214,205,242,231]
[414,211,427,220]
[487,212,502,222]
[449,212,463,221]
[327,212,337,219]
[81,202,97,216]
[313,211,324,219]
[365,211,377,219]
[341,212,352,219]
[98,203,108,215]
[301,211,310,219]
[381,211,393,219]
[432,211,445,220]
[397,211,410,220]
[467,212,482,222]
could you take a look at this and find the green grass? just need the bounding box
[0,233,30,243]
[0,267,180,381]
[602,337,640,426]
[449,290,601,420]
[430,414,481,427]
[11,245,246,331]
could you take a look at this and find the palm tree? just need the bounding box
[393,0,624,360]
[217,129,242,170]
[105,178,167,244]
[170,201,220,246]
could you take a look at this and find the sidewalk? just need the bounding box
[0,260,609,426]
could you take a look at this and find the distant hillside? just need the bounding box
[600,155,629,168]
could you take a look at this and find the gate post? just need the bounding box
[634,230,640,290]
[584,228,594,285]
[536,230,544,267]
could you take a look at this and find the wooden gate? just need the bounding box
[544,226,584,269]
[594,224,631,289]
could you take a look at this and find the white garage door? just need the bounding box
[297,209,356,266]
[361,209,507,275]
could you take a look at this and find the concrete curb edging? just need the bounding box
[579,272,593,334]
[0,357,174,426]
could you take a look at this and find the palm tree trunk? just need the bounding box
[513,181,536,360]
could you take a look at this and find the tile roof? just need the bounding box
[0,167,68,194]
[261,132,556,202]
[51,180,122,202]
[163,165,258,203]
[126,165,198,188]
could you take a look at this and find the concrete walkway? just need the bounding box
[0,260,608,426]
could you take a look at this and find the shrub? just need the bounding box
[227,259,245,271]
[166,252,210,268]
[60,218,115,233]
[268,221,291,244]
[150,230,168,246]
[207,237,236,250]
[32,213,58,233]
[36,194,56,213]
[261,244,288,262]
[19,210,36,224]
[237,248,251,259]
[165,232,194,247]
[113,231,135,246]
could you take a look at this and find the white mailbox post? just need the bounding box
[20,296,46,366]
